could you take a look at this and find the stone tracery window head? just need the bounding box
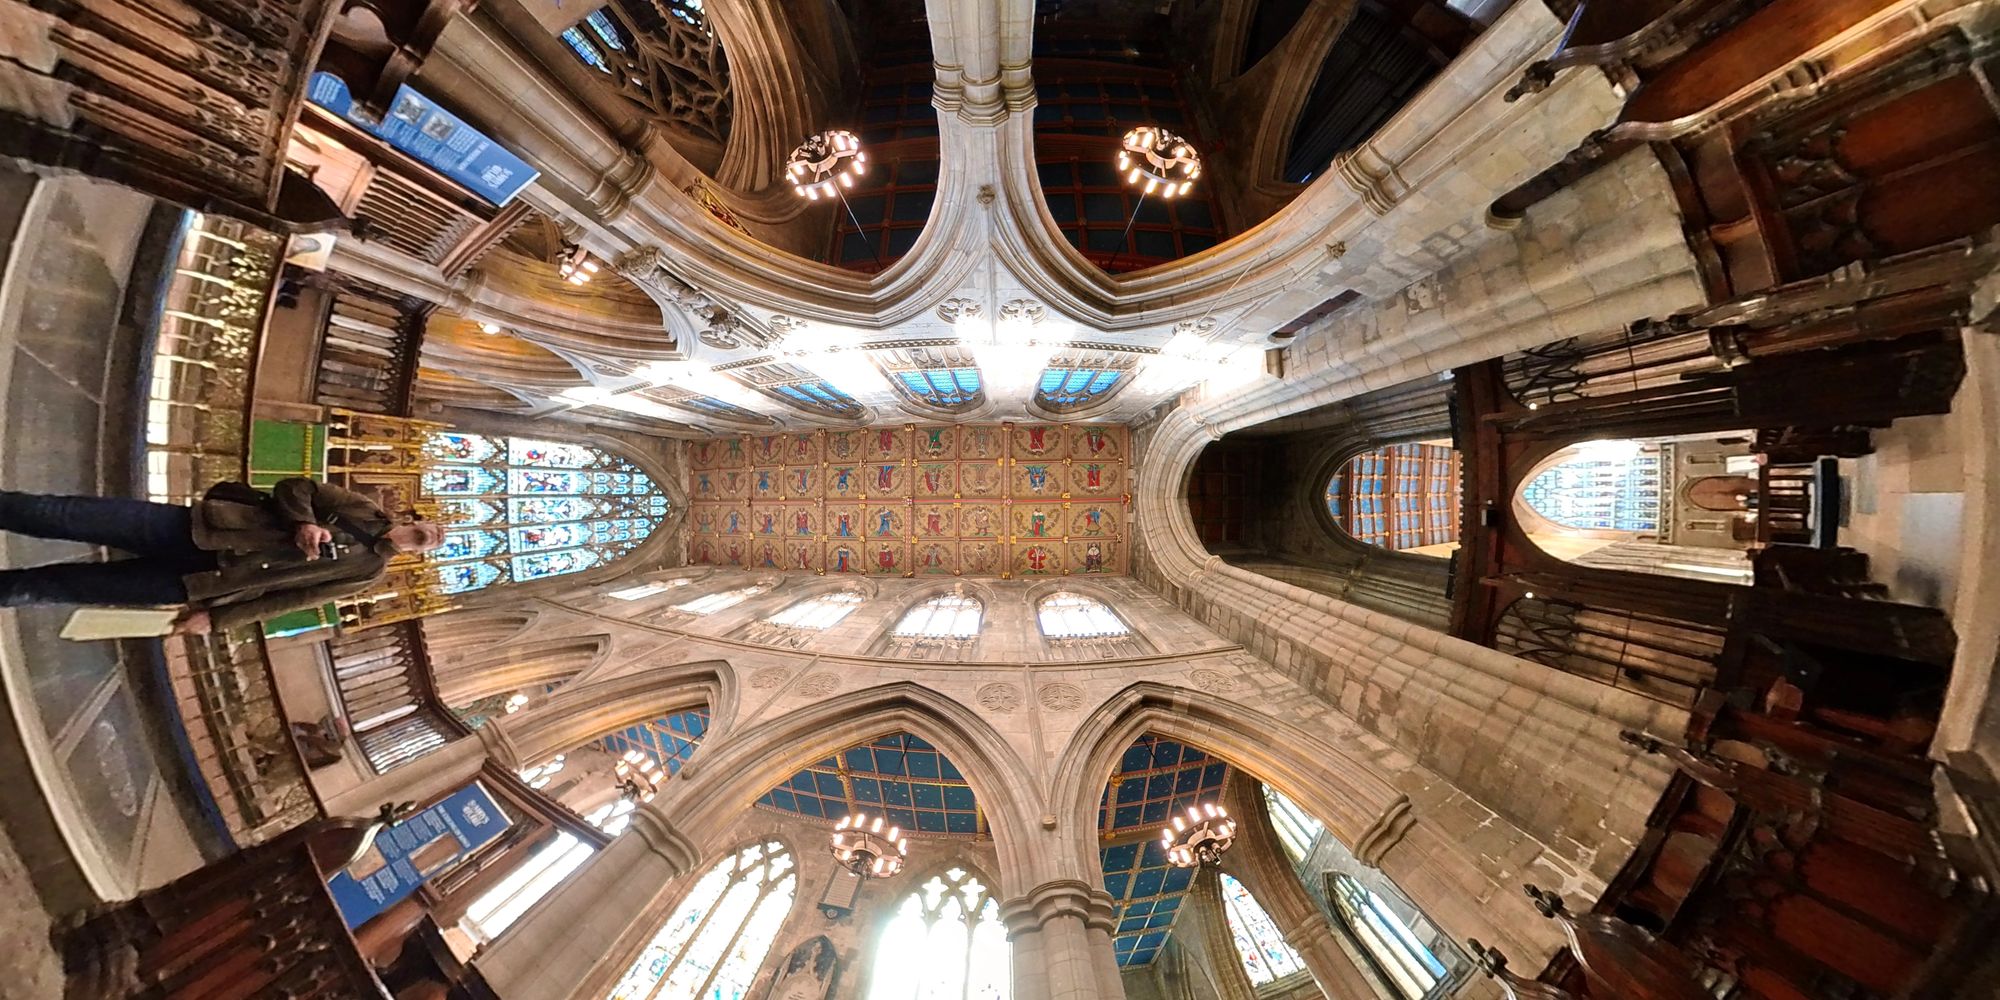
[1035,351,1138,414]
[1329,873,1453,1000]
[1519,440,1664,536]
[877,346,986,413]
[1036,591,1144,660]
[1325,442,1461,555]
[865,867,1010,1000]
[558,1,732,147]
[741,589,866,648]
[882,590,983,660]
[732,361,866,419]
[1218,872,1308,985]
[1261,786,1325,863]
[421,432,670,595]
[604,841,797,1000]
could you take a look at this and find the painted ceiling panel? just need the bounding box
[756,732,985,837]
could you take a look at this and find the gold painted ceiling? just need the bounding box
[687,424,1130,577]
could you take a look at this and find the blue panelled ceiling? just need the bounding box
[1098,735,1232,967]
[756,732,984,836]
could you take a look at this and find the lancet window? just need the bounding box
[1036,591,1143,659]
[421,433,668,595]
[672,583,772,616]
[1035,352,1137,413]
[605,841,797,1000]
[1219,872,1307,984]
[865,867,1010,1000]
[457,789,637,946]
[881,592,984,660]
[741,590,865,648]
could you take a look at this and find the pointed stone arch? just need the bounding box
[430,633,614,709]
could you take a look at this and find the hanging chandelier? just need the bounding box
[830,812,909,879]
[1118,125,1201,198]
[786,130,867,200]
[614,749,665,803]
[1161,803,1236,869]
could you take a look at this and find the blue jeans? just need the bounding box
[0,491,216,607]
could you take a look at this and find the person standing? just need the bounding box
[0,478,443,634]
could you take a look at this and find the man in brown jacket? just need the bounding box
[0,479,443,634]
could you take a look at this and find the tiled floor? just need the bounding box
[0,166,226,917]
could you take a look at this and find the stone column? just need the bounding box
[473,806,701,997]
[1001,880,1123,1000]
[1185,871,1258,1000]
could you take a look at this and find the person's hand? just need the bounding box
[172,610,212,636]
[294,523,333,559]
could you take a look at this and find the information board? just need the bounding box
[307,72,539,206]
[326,780,512,928]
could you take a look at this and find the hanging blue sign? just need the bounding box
[326,780,513,929]
[306,72,540,206]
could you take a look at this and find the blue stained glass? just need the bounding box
[1523,446,1663,533]
[425,467,504,496]
[585,10,624,49]
[510,522,592,552]
[774,380,860,416]
[438,561,503,594]
[513,548,602,581]
[507,469,587,494]
[559,27,610,71]
[896,367,982,407]
[425,433,501,463]
[1037,366,1128,409]
[508,496,599,524]
[436,530,505,562]
[441,499,504,525]
[508,438,602,468]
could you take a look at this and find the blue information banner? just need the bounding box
[307,71,540,206]
[326,781,513,929]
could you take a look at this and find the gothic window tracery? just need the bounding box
[421,433,669,595]
[1262,787,1324,862]
[672,582,772,616]
[1520,441,1663,533]
[458,774,640,946]
[1036,591,1144,659]
[605,841,797,1000]
[879,591,984,660]
[558,0,731,145]
[732,361,865,418]
[865,867,1010,1000]
[741,590,865,648]
[1035,352,1137,413]
[1218,872,1307,984]
[1329,874,1450,1000]
[877,347,985,412]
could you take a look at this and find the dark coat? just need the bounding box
[183,478,400,631]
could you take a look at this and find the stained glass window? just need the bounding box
[1325,443,1459,551]
[764,590,865,630]
[673,583,772,616]
[605,842,797,1000]
[1037,592,1129,638]
[892,594,983,638]
[1330,874,1449,1000]
[1262,787,1325,862]
[1521,442,1662,533]
[457,775,639,946]
[422,433,669,596]
[733,362,865,418]
[1035,354,1136,413]
[879,347,985,412]
[1219,873,1306,984]
[866,867,1010,1000]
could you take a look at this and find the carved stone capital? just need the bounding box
[999,879,1117,936]
[1352,794,1415,866]
[475,719,522,771]
[629,804,702,877]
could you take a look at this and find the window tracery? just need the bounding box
[1036,591,1143,659]
[877,347,985,412]
[1520,441,1663,533]
[559,0,731,145]
[671,582,772,617]
[1261,787,1324,862]
[605,841,797,1000]
[732,361,865,418]
[1035,352,1137,413]
[1218,872,1307,984]
[865,867,1010,1000]
[741,590,865,648]
[457,773,639,946]
[882,592,983,659]
[1329,874,1450,1000]
[421,433,669,595]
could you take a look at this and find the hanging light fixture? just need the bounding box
[558,242,599,285]
[830,811,909,879]
[614,749,666,803]
[1162,802,1236,869]
[1117,125,1201,199]
[785,129,867,200]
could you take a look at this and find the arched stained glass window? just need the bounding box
[673,583,772,616]
[892,593,983,638]
[1036,352,1137,413]
[879,347,985,412]
[458,774,639,946]
[734,362,865,418]
[606,841,797,1000]
[764,591,865,630]
[1325,443,1459,552]
[422,433,669,595]
[1037,592,1129,639]
[866,867,1010,1000]
[1261,787,1325,862]
[1330,874,1449,1000]
[1219,873,1307,984]
[1521,441,1662,532]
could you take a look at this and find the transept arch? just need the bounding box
[429,632,614,709]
